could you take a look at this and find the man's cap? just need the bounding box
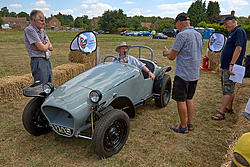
[115,42,130,52]
[231,132,250,167]
[222,15,237,23]
[175,12,190,23]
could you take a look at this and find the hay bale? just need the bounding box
[0,63,86,103]
[207,50,221,73]
[68,50,96,69]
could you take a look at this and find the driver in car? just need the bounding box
[113,42,155,80]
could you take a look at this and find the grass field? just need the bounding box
[0,30,250,167]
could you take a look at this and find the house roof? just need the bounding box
[141,22,151,28]
[2,17,27,23]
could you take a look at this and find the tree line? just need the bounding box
[0,0,249,35]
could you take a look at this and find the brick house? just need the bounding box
[141,22,151,29]
[91,17,101,30]
[2,17,27,29]
[220,10,235,23]
[46,16,61,30]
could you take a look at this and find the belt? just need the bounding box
[31,57,46,60]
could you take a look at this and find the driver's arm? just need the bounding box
[142,65,155,80]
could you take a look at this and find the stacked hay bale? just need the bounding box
[207,50,221,73]
[0,63,86,103]
[0,50,97,103]
[68,50,97,70]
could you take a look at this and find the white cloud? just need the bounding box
[157,1,193,10]
[82,3,113,18]
[82,0,98,4]
[157,1,193,17]
[227,0,248,11]
[127,8,143,16]
[220,8,227,14]
[35,0,51,7]
[123,1,135,5]
[9,4,22,8]
[81,4,89,8]
[53,9,74,15]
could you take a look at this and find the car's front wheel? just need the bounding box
[22,97,51,136]
[155,74,171,108]
[92,109,130,158]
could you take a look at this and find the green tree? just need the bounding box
[207,1,220,23]
[127,16,141,30]
[0,7,9,17]
[74,15,92,29]
[157,19,175,32]
[54,13,74,26]
[74,17,83,28]
[54,12,64,25]
[9,12,17,17]
[17,11,30,21]
[187,0,208,26]
[238,16,250,26]
[0,16,3,26]
[98,9,127,31]
[197,21,207,28]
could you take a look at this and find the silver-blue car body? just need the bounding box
[22,32,172,158]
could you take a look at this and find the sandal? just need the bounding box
[171,124,188,134]
[211,110,225,120]
[226,108,234,114]
[187,124,194,131]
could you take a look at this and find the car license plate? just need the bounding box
[52,124,73,136]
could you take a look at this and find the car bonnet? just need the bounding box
[47,62,140,102]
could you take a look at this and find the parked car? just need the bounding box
[163,29,178,37]
[194,27,204,36]
[122,30,134,36]
[1,24,12,29]
[153,33,168,39]
[137,31,151,36]
[98,30,105,34]
[22,32,172,158]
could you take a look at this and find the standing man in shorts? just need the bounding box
[24,10,53,84]
[212,16,247,120]
[162,12,203,133]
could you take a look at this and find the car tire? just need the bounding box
[22,97,51,136]
[155,74,171,108]
[92,109,130,158]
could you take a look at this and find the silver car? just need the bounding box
[22,34,172,158]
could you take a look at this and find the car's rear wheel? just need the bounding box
[92,109,130,158]
[22,97,51,136]
[155,74,171,108]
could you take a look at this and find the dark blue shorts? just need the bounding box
[172,76,198,102]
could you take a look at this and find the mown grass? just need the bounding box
[0,30,250,167]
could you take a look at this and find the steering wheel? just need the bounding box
[103,56,119,63]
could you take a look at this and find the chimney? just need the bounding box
[231,10,235,16]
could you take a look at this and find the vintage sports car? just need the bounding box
[22,31,172,158]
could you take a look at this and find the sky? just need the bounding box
[0,0,249,19]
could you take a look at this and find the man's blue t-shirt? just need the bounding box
[221,25,247,69]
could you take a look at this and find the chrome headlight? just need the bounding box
[89,90,102,103]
